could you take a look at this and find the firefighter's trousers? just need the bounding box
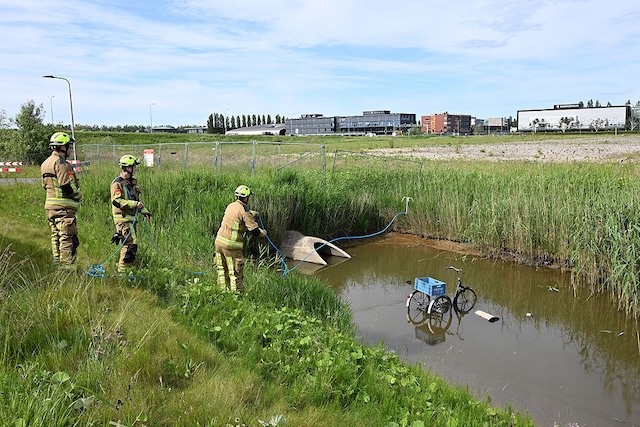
[214,245,244,292]
[115,222,138,272]
[46,207,79,269]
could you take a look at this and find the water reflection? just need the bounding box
[315,233,640,427]
[408,307,473,347]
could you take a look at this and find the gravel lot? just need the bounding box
[369,134,640,162]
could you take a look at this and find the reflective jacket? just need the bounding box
[41,151,81,210]
[215,200,260,249]
[110,173,149,223]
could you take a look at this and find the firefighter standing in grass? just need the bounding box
[41,132,81,270]
[110,155,151,273]
[215,185,267,292]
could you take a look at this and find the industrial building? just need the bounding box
[286,114,338,135]
[517,104,630,132]
[286,111,416,136]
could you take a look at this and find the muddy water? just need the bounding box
[310,233,640,427]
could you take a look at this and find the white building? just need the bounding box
[225,123,286,136]
[517,104,630,132]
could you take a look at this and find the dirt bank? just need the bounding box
[369,134,640,162]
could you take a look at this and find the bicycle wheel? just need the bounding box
[428,302,453,333]
[453,287,477,313]
[427,295,452,316]
[407,290,430,324]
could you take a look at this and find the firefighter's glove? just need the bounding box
[111,232,124,245]
[143,212,152,222]
[259,228,267,238]
[250,210,259,218]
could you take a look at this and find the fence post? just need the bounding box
[321,145,326,189]
[252,141,257,176]
[331,149,338,181]
[213,142,219,171]
[184,142,188,171]
[157,143,162,169]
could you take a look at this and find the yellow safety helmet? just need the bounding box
[49,132,75,147]
[234,185,252,198]
[119,155,141,167]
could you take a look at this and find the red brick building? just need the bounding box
[421,112,472,135]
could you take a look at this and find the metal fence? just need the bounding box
[79,141,326,177]
[78,142,423,185]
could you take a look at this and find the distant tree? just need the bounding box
[606,102,612,107]
[275,114,281,124]
[530,118,540,133]
[559,116,574,132]
[595,100,601,107]
[262,115,266,125]
[590,118,604,132]
[230,116,236,130]
[207,114,214,133]
[242,115,247,128]
[212,113,226,134]
[9,100,51,164]
[267,114,272,124]
[587,99,594,108]
[252,115,257,127]
[0,109,12,158]
[257,115,262,126]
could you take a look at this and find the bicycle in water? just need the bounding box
[406,265,478,326]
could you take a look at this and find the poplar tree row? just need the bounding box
[206,113,287,134]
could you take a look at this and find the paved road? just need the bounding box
[0,178,39,185]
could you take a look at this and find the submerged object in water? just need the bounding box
[280,230,351,265]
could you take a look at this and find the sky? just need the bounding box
[2,0,640,127]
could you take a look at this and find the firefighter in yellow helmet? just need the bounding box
[41,132,81,270]
[110,155,152,273]
[214,185,267,292]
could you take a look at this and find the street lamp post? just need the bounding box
[43,75,76,160]
[149,103,155,133]
[48,95,54,125]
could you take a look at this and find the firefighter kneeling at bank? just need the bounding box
[110,155,151,273]
[214,185,267,292]
[41,132,81,270]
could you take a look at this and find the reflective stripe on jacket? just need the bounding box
[215,200,260,249]
[41,151,80,210]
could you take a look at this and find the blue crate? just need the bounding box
[414,277,446,297]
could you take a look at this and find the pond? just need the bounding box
[307,233,640,426]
